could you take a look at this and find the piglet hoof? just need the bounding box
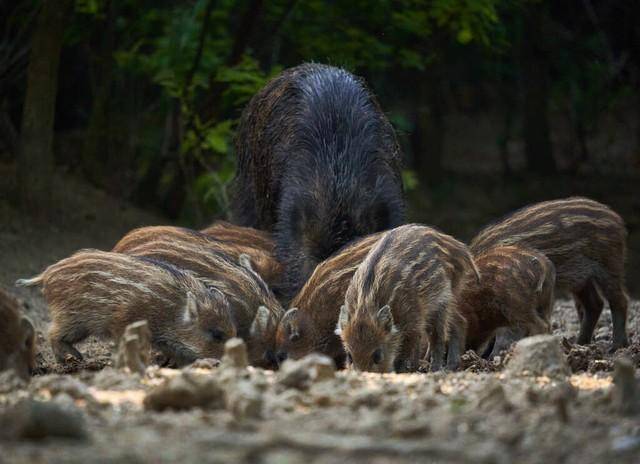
[429,361,444,373]
[52,342,83,365]
[445,361,461,372]
[610,337,630,354]
[393,360,410,373]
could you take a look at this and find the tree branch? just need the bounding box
[184,0,216,94]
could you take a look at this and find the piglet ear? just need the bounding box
[376,305,394,332]
[238,254,254,272]
[250,305,271,337]
[182,291,199,324]
[335,305,349,336]
[282,307,300,341]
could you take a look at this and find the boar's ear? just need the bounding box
[250,306,271,337]
[238,254,254,272]
[20,316,35,353]
[376,305,394,333]
[335,305,349,336]
[182,291,199,324]
[282,307,300,341]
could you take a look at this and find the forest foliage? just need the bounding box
[0,0,638,223]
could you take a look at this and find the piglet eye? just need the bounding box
[372,348,383,364]
[209,328,225,342]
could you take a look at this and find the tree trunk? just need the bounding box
[411,71,445,184]
[200,0,264,121]
[520,7,556,174]
[227,0,265,66]
[636,73,640,171]
[82,0,117,188]
[0,107,18,159]
[18,0,71,214]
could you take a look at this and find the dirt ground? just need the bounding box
[1,169,640,463]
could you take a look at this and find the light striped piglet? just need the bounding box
[470,197,629,349]
[337,224,480,373]
[17,250,236,366]
[113,226,284,369]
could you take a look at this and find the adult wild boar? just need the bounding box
[231,63,405,299]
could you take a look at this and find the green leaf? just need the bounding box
[457,28,473,44]
[202,120,233,155]
[402,170,419,191]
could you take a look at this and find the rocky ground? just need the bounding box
[1,294,639,463]
[0,305,639,464]
[1,168,640,463]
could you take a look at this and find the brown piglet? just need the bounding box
[458,246,555,356]
[470,197,629,349]
[275,232,384,367]
[0,289,36,380]
[16,250,236,366]
[337,224,480,373]
[114,226,283,368]
[201,221,283,290]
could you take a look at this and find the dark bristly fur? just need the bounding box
[0,289,35,380]
[230,63,405,301]
[200,221,283,289]
[275,232,384,368]
[337,224,480,373]
[470,197,629,349]
[113,226,284,369]
[458,246,555,354]
[16,249,236,366]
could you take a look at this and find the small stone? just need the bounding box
[307,354,335,382]
[225,381,263,420]
[0,370,27,393]
[476,380,513,412]
[612,435,640,454]
[309,382,336,407]
[222,338,248,369]
[612,358,639,416]
[392,418,431,438]
[506,335,570,379]
[262,450,308,464]
[355,408,389,435]
[277,354,335,390]
[115,320,152,375]
[351,388,383,409]
[550,382,576,423]
[0,399,88,441]
[143,372,225,411]
[268,389,303,414]
[92,368,142,390]
[30,375,91,401]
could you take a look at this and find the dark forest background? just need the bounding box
[0,0,639,291]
